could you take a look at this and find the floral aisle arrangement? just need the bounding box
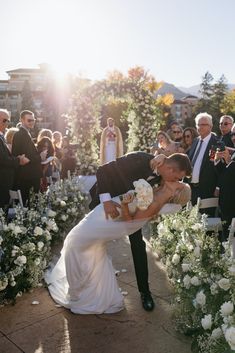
[150,207,235,353]
[68,66,173,174]
[0,178,88,304]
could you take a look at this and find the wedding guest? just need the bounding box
[166,121,180,140]
[61,136,77,179]
[52,131,63,159]
[37,137,55,192]
[188,112,218,215]
[231,124,235,147]
[5,127,19,153]
[0,109,29,208]
[181,127,198,154]
[214,148,235,241]
[37,128,53,143]
[12,110,44,205]
[100,117,123,165]
[219,115,234,148]
[171,125,183,143]
[151,131,183,156]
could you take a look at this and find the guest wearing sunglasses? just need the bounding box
[219,115,234,148]
[230,124,235,148]
[182,127,198,154]
[12,110,44,205]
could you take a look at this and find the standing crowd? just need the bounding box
[1,109,235,242]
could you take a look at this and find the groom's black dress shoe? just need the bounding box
[140,292,155,311]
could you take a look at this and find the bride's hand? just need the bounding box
[121,191,135,204]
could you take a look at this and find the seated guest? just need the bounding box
[181,127,198,154]
[5,127,19,152]
[214,148,235,241]
[37,137,55,192]
[0,109,29,209]
[150,131,183,156]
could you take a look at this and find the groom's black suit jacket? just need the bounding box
[90,151,159,209]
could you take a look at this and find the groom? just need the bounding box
[89,151,191,311]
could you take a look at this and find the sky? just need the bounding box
[0,0,234,87]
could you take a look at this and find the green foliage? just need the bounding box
[194,72,228,133]
[68,67,166,175]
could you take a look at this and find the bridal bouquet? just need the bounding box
[133,179,153,210]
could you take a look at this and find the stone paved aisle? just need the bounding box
[0,237,191,353]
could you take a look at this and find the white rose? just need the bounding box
[201,314,212,330]
[191,223,203,231]
[181,263,191,272]
[183,275,191,289]
[195,291,206,306]
[34,258,41,266]
[14,255,27,266]
[210,283,218,295]
[218,278,231,291]
[191,276,201,286]
[158,223,168,236]
[0,236,3,245]
[60,201,66,207]
[0,278,8,291]
[211,327,222,339]
[220,301,234,317]
[172,254,180,265]
[225,327,235,350]
[187,244,194,251]
[194,246,201,258]
[37,241,44,251]
[228,265,235,276]
[47,209,56,218]
[34,226,43,236]
[13,225,22,235]
[8,222,16,231]
[61,215,67,221]
[10,280,16,287]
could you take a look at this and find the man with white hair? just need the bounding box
[219,115,234,148]
[188,112,219,215]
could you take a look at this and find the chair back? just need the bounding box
[197,197,219,209]
[9,190,24,208]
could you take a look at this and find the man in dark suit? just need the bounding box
[12,110,43,205]
[90,152,191,311]
[219,115,234,148]
[188,112,218,215]
[0,109,29,208]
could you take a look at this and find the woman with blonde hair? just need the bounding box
[5,127,19,152]
[150,130,183,156]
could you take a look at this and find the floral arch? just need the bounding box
[68,67,173,175]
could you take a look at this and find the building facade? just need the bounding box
[170,95,199,125]
[0,64,68,131]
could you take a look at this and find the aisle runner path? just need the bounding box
[0,235,191,353]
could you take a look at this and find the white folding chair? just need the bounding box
[228,218,235,258]
[196,197,222,231]
[8,190,26,218]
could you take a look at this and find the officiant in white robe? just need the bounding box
[100,118,123,165]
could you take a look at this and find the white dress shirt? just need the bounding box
[191,133,211,183]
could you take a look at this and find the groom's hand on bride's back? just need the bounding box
[103,200,121,219]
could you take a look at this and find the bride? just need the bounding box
[45,181,191,315]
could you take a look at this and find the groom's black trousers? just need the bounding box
[128,229,150,294]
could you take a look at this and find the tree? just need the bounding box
[221,89,235,117]
[194,72,228,133]
[21,80,35,112]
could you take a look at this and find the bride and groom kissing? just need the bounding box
[45,151,192,314]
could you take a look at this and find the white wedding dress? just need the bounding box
[45,197,181,315]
